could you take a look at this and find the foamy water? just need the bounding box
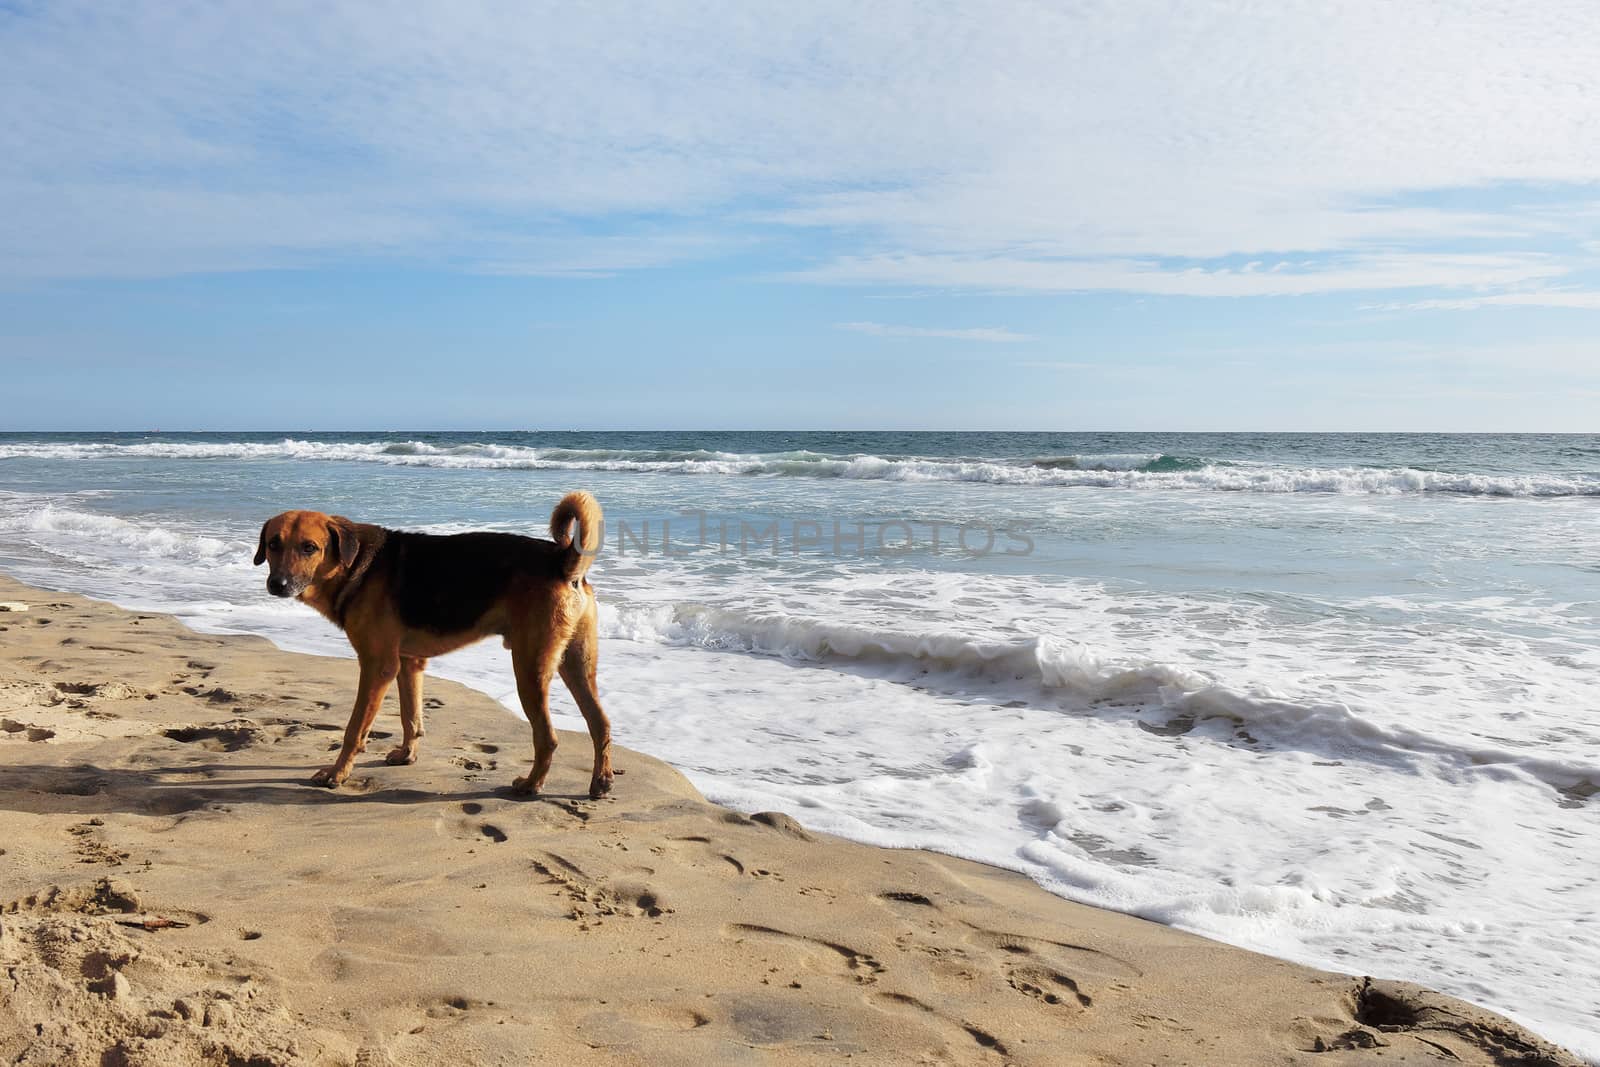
[2,436,1596,495]
[1,430,1596,1058]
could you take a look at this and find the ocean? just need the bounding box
[0,430,1596,1056]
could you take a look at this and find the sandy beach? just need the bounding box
[0,573,1581,1066]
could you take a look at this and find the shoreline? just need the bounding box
[0,572,1584,1066]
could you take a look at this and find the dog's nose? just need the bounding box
[267,576,290,597]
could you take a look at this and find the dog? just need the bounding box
[253,491,612,799]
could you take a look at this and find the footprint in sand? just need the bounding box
[535,851,588,880]
[957,925,1138,1019]
[522,797,591,823]
[574,1004,712,1049]
[879,890,936,907]
[661,835,754,878]
[445,810,510,846]
[869,891,990,981]
[632,1004,710,1030]
[724,923,883,984]
[180,685,242,704]
[868,991,1011,1059]
[1006,962,1093,1009]
[875,891,1119,1005]
[353,1046,398,1067]
[964,926,1141,982]
[66,819,130,866]
[162,721,262,752]
[531,854,670,919]
[424,994,489,1020]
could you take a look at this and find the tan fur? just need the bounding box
[254,499,613,798]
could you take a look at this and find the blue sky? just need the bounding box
[2,1,1597,431]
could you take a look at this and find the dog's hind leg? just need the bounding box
[387,656,427,766]
[314,651,399,788]
[510,631,565,797]
[559,606,613,799]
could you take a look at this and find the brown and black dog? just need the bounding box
[253,491,612,799]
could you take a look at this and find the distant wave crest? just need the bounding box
[1,439,1595,496]
[1029,452,1210,473]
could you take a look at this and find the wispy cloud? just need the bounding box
[1,1,1598,301]
[802,253,1571,297]
[836,321,1033,343]
[1371,291,1600,312]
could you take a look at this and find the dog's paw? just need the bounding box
[588,773,613,799]
[310,764,348,788]
[385,746,417,766]
[509,774,541,797]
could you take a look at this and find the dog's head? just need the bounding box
[253,510,361,599]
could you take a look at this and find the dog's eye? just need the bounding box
[268,537,282,551]
[300,542,318,555]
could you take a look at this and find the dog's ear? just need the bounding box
[327,517,361,569]
[254,521,269,566]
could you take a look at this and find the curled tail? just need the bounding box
[551,491,603,581]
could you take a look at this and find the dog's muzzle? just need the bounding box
[266,575,295,597]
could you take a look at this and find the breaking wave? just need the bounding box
[600,600,1600,795]
[0,503,239,564]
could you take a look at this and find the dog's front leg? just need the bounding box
[313,653,399,788]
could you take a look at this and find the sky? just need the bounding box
[1,0,1598,431]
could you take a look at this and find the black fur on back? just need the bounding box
[375,529,565,635]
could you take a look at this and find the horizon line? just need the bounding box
[0,428,1594,437]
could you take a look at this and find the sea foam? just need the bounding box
[599,600,1600,797]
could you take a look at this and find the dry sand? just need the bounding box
[0,573,1582,1066]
